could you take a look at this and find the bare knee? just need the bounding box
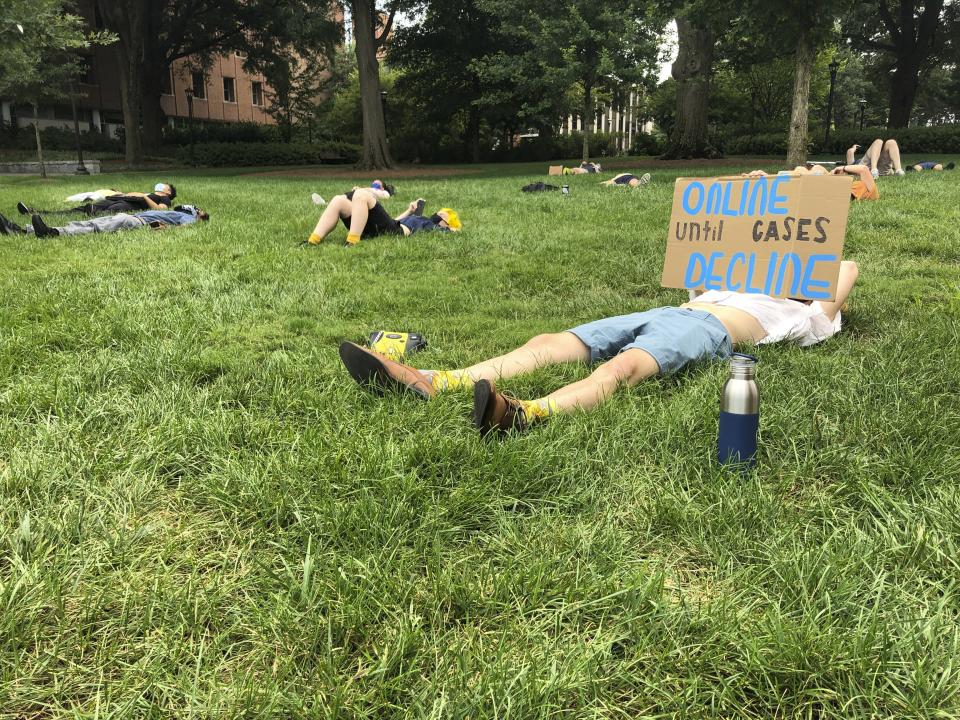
[592,350,656,386]
[524,332,569,351]
[884,139,898,149]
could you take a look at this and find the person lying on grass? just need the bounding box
[906,161,956,172]
[846,138,905,177]
[361,179,396,199]
[304,188,461,246]
[339,260,860,435]
[745,163,879,201]
[16,182,178,217]
[602,172,651,188]
[562,161,602,175]
[0,205,208,238]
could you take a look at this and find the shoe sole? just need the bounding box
[472,380,495,433]
[338,341,431,400]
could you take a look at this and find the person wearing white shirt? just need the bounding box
[338,261,860,435]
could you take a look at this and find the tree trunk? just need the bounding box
[351,0,393,169]
[98,0,147,165]
[663,15,714,159]
[32,105,46,179]
[140,76,165,154]
[786,28,814,167]
[581,83,592,162]
[887,58,921,128]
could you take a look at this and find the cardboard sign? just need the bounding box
[660,174,852,300]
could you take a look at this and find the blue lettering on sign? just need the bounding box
[800,253,837,299]
[773,253,804,296]
[704,251,725,290]
[768,176,790,215]
[682,182,705,214]
[684,252,707,287]
[706,183,723,215]
[726,252,746,291]
[746,178,768,216]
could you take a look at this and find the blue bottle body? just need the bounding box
[717,353,760,468]
[717,410,759,466]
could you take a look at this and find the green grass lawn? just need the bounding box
[1,158,959,718]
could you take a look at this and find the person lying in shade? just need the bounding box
[744,163,879,201]
[16,183,178,217]
[906,161,955,172]
[304,188,461,246]
[602,172,651,188]
[337,261,859,436]
[0,205,208,238]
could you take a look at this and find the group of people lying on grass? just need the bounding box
[0,181,210,238]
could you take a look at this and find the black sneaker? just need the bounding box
[31,214,59,238]
[16,201,33,215]
[0,212,25,235]
[413,199,426,216]
[946,162,956,171]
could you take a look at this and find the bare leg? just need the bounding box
[864,138,883,170]
[845,145,857,164]
[310,194,352,240]
[456,332,590,382]
[537,348,659,413]
[883,139,903,172]
[347,188,377,238]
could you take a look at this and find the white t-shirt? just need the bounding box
[690,290,841,347]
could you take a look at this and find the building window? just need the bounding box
[191,72,206,99]
[251,81,264,107]
[161,68,173,95]
[223,77,236,103]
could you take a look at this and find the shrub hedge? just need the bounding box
[162,122,280,146]
[721,124,960,157]
[177,141,360,167]
[0,124,123,153]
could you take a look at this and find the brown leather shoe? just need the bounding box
[339,341,435,399]
[472,379,527,435]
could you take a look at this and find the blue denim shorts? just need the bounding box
[568,307,732,374]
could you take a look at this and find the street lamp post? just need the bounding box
[69,82,89,175]
[858,98,867,131]
[185,87,195,166]
[824,59,840,147]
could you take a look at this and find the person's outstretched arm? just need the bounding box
[834,164,876,195]
[394,199,422,221]
[818,260,859,322]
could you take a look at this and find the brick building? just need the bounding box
[0,1,275,138]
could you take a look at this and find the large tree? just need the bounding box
[95,0,335,164]
[478,0,663,161]
[0,0,114,173]
[663,11,716,158]
[390,0,501,163]
[845,0,957,127]
[350,0,399,169]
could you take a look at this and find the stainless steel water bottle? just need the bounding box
[717,353,760,467]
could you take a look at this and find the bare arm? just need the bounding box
[835,164,876,195]
[819,260,859,322]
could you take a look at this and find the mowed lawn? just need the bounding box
[1,158,959,718]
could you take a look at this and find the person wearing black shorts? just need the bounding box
[305,188,461,246]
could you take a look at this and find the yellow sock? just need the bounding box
[308,233,322,245]
[429,370,474,393]
[346,233,361,246]
[521,398,558,423]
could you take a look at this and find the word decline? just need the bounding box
[661,174,850,300]
[684,250,838,298]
